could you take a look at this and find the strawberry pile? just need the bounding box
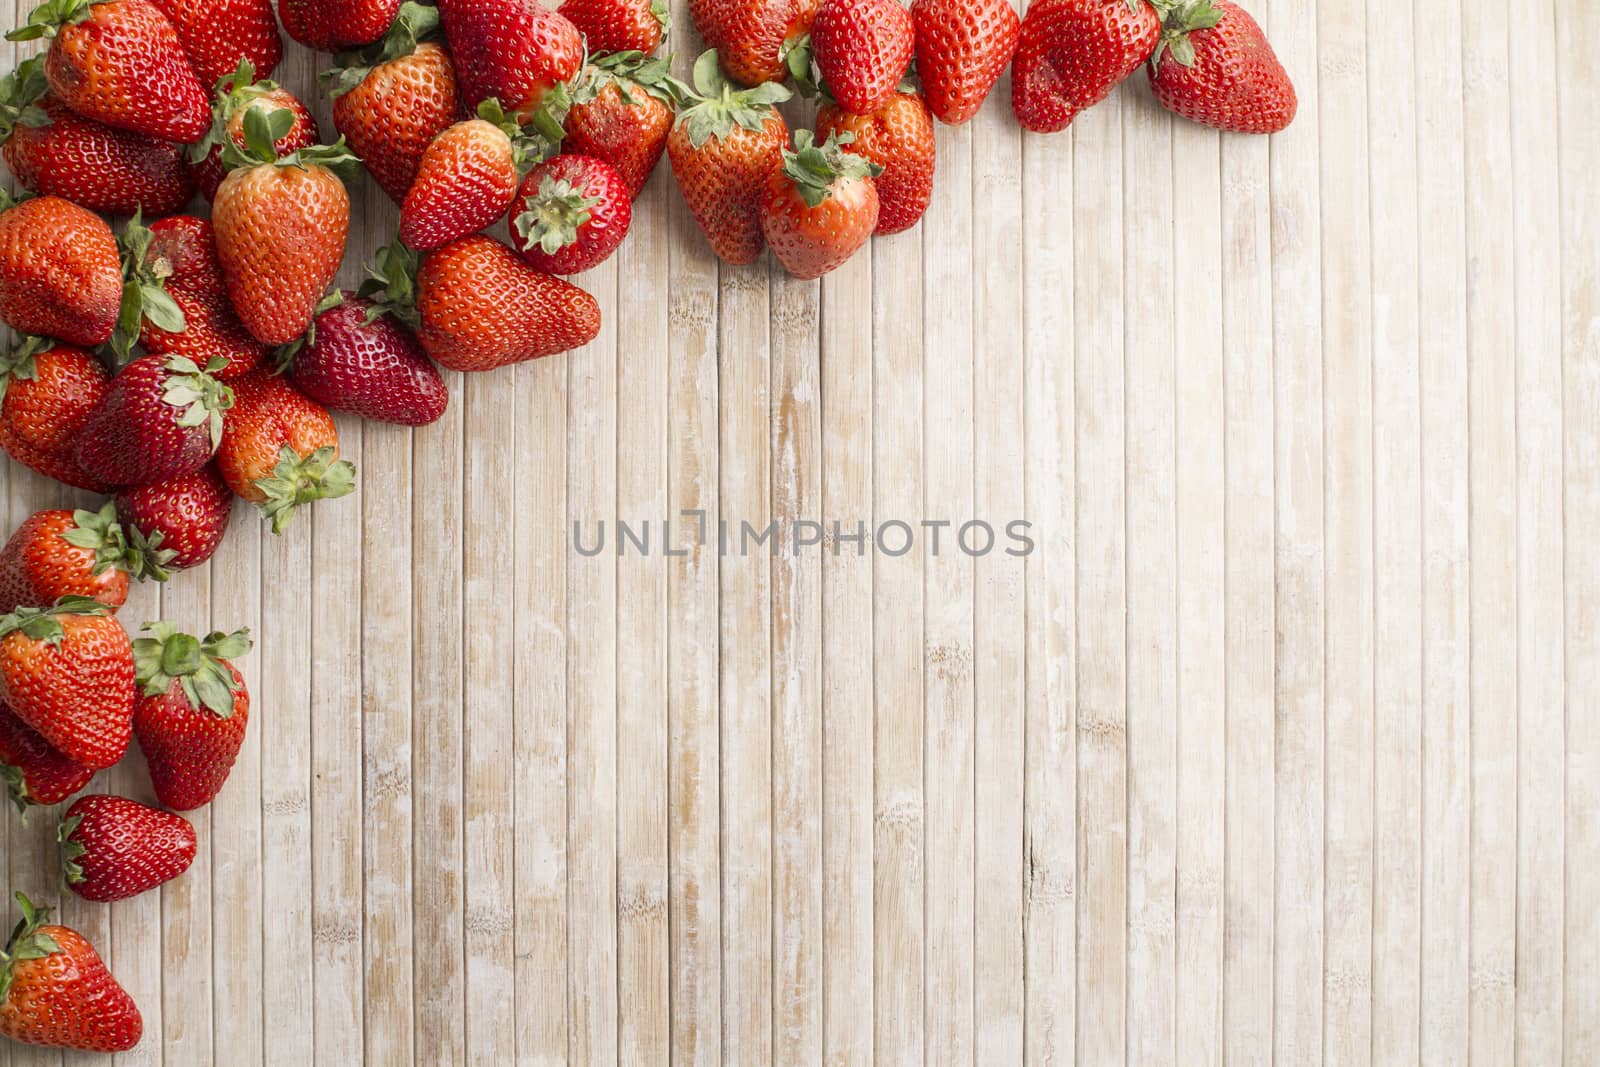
[0,0,1293,1052]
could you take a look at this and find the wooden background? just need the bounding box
[3,0,1598,1063]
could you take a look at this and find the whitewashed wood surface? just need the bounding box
[2,0,1597,1063]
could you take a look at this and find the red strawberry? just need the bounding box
[59,794,197,902]
[816,88,934,234]
[437,0,584,122]
[0,504,172,616]
[0,598,135,771]
[211,107,359,345]
[0,194,122,348]
[558,0,669,56]
[279,0,400,51]
[134,215,271,380]
[188,60,320,200]
[282,291,448,426]
[810,0,914,114]
[760,129,879,278]
[564,51,686,198]
[217,373,354,532]
[399,103,528,252]
[510,153,633,275]
[0,338,112,492]
[148,0,282,86]
[667,51,792,264]
[114,465,232,570]
[7,0,211,143]
[1011,0,1159,132]
[688,0,820,86]
[0,894,142,1053]
[911,0,1020,125]
[1146,0,1295,134]
[131,622,250,809]
[74,354,232,487]
[0,700,95,811]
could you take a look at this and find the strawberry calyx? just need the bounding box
[59,501,177,584]
[160,355,234,450]
[358,238,423,331]
[0,335,50,403]
[2,762,33,815]
[187,59,287,165]
[112,210,189,365]
[571,51,689,111]
[0,893,61,1006]
[1150,0,1224,68]
[676,50,792,149]
[322,0,443,98]
[476,98,559,172]
[255,446,356,535]
[0,596,113,646]
[0,55,50,143]
[782,34,817,97]
[220,106,363,182]
[778,130,882,208]
[57,812,87,884]
[512,175,603,256]
[134,621,252,717]
[4,0,104,42]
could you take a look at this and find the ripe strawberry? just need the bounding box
[1,58,193,216]
[74,354,232,487]
[558,0,669,56]
[280,0,400,51]
[760,129,879,278]
[115,465,232,570]
[810,0,914,114]
[0,598,135,771]
[188,60,320,200]
[131,622,250,809]
[59,794,197,902]
[281,291,448,427]
[211,107,359,345]
[437,0,584,122]
[0,504,172,616]
[134,215,271,380]
[399,102,530,252]
[668,51,792,264]
[148,0,282,86]
[7,0,211,143]
[217,373,354,532]
[816,86,934,234]
[1011,0,1159,132]
[688,0,820,87]
[1146,0,1295,134]
[911,0,1020,125]
[0,193,121,348]
[510,154,633,275]
[0,338,112,492]
[0,700,94,811]
[564,51,686,198]
[0,894,142,1053]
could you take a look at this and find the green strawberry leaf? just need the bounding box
[255,446,356,535]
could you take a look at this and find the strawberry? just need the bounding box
[0,504,172,616]
[280,0,400,51]
[911,0,1020,125]
[667,51,792,264]
[148,0,282,86]
[131,621,250,809]
[59,794,197,902]
[760,129,879,278]
[0,894,142,1053]
[114,465,232,570]
[0,338,112,492]
[1,58,193,216]
[0,700,94,811]
[326,5,461,204]
[1011,0,1159,133]
[0,193,121,348]
[74,354,232,487]
[510,153,633,275]
[810,0,914,115]
[133,215,271,380]
[558,0,670,56]
[0,598,135,771]
[437,0,584,123]
[212,107,359,345]
[188,60,320,201]
[280,291,448,426]
[1146,0,1295,134]
[816,87,934,234]
[7,0,211,143]
[363,236,602,373]
[688,0,820,87]
[216,373,354,532]
[564,51,686,198]
[399,102,531,252]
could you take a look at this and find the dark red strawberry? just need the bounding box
[280,0,401,51]
[1011,0,1160,133]
[0,598,135,772]
[0,699,94,812]
[0,504,172,616]
[148,0,282,86]
[1146,0,1295,134]
[510,153,633,275]
[281,291,448,426]
[564,51,686,198]
[134,215,272,380]
[437,0,584,123]
[132,622,251,810]
[115,465,232,570]
[911,0,1020,124]
[74,354,234,488]
[59,794,197,902]
[810,0,914,114]
[816,86,934,234]
[0,894,143,1053]
[558,0,669,55]
[0,193,122,348]
[187,60,320,201]
[0,337,112,492]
